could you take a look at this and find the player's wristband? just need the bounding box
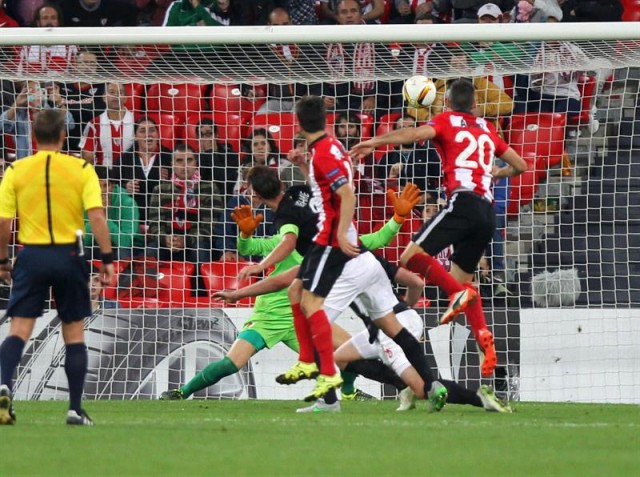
[101,252,114,265]
[0,257,9,265]
[393,213,406,224]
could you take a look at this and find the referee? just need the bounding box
[0,109,114,426]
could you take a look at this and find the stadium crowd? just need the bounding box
[0,0,632,306]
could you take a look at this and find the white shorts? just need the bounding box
[323,251,398,323]
[350,308,424,377]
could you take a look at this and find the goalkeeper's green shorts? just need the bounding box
[238,320,299,352]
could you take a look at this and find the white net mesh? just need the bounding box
[1,25,639,403]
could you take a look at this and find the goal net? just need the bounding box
[0,24,638,404]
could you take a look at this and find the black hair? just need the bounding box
[33,109,65,145]
[197,118,217,137]
[243,128,279,155]
[446,78,476,113]
[247,165,282,200]
[295,96,326,134]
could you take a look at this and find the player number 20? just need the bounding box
[454,131,496,172]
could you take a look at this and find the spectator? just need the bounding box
[163,0,226,26]
[254,7,316,114]
[287,0,319,24]
[236,0,278,25]
[433,0,515,22]
[57,0,139,26]
[333,112,361,150]
[0,4,19,27]
[511,0,562,22]
[319,0,385,23]
[147,144,222,266]
[79,82,134,167]
[560,0,623,22]
[375,114,440,193]
[324,0,399,117]
[135,0,174,26]
[214,165,274,261]
[0,80,75,160]
[16,3,78,75]
[391,0,433,23]
[196,118,239,198]
[116,116,172,223]
[60,50,106,154]
[235,128,304,193]
[487,158,510,297]
[84,165,141,259]
[516,40,587,118]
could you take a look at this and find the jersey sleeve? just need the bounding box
[82,163,103,211]
[493,130,510,157]
[426,114,445,138]
[359,217,402,251]
[0,166,17,218]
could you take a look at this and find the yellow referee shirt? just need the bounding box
[0,151,103,245]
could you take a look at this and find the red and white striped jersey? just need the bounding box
[17,45,78,75]
[307,134,358,248]
[428,111,509,202]
[79,110,135,167]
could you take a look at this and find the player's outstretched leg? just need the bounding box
[440,287,478,325]
[0,384,16,425]
[475,328,497,377]
[476,385,512,413]
[303,373,343,402]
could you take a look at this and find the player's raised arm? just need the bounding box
[349,124,436,161]
[492,147,528,178]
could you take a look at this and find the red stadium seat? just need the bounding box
[622,0,640,21]
[145,112,182,150]
[156,261,196,303]
[568,74,597,125]
[357,112,375,140]
[374,113,402,161]
[147,83,206,121]
[506,113,566,169]
[210,83,255,115]
[507,155,537,216]
[123,83,145,116]
[251,113,299,154]
[91,260,130,301]
[201,261,257,307]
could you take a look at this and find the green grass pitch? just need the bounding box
[2,400,638,477]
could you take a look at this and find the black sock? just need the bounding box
[440,379,482,407]
[65,343,88,414]
[0,335,26,389]
[392,328,434,388]
[345,360,406,390]
[324,389,338,405]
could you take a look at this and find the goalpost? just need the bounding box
[0,23,638,404]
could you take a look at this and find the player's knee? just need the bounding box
[287,279,303,303]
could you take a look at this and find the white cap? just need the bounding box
[477,3,502,19]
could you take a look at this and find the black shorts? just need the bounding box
[412,192,496,274]
[297,243,352,298]
[6,245,91,323]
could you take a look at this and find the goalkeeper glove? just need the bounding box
[387,182,421,224]
[231,205,264,237]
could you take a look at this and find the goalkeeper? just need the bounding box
[160,167,420,401]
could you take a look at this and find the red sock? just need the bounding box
[292,303,314,363]
[406,253,464,296]
[307,309,335,375]
[464,285,488,337]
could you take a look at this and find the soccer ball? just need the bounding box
[403,75,437,109]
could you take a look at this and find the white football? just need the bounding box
[403,75,437,109]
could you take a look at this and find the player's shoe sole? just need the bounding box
[159,389,185,400]
[476,328,497,377]
[396,387,416,412]
[304,374,343,402]
[276,361,319,385]
[439,287,478,325]
[426,381,448,413]
[66,409,94,426]
[477,384,512,413]
[0,385,15,425]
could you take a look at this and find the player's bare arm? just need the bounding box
[492,147,528,178]
[238,232,298,282]
[394,267,424,307]
[287,148,310,180]
[350,124,436,161]
[86,207,115,285]
[335,183,360,257]
[0,217,13,284]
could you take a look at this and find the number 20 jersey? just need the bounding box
[307,134,359,248]
[428,111,509,202]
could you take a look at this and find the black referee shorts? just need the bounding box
[297,243,352,298]
[412,192,496,274]
[6,245,91,323]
